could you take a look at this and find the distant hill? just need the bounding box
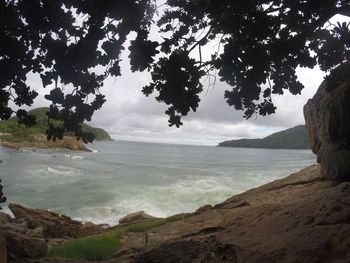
[0,107,111,148]
[218,125,309,149]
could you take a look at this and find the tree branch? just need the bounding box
[335,7,350,17]
[188,27,212,53]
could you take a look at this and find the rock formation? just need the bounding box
[304,62,350,182]
[0,205,104,262]
[2,165,350,262]
[118,211,160,226]
[115,165,350,263]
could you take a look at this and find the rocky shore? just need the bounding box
[1,164,350,262]
[0,134,90,152]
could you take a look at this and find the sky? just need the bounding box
[25,14,348,146]
[27,57,324,146]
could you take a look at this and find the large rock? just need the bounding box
[118,211,160,226]
[0,222,47,260]
[0,211,13,224]
[116,165,350,263]
[0,232,7,263]
[304,62,350,182]
[8,204,104,239]
[131,236,238,263]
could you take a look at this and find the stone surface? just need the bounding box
[115,165,350,263]
[0,223,47,260]
[0,135,90,152]
[131,236,238,263]
[118,211,160,226]
[4,164,350,262]
[8,204,103,239]
[0,204,105,262]
[0,232,7,263]
[0,211,13,224]
[304,62,350,182]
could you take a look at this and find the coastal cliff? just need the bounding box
[1,164,349,262]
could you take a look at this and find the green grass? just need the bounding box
[47,233,123,261]
[47,214,185,261]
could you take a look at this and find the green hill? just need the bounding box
[218,125,309,149]
[0,107,112,143]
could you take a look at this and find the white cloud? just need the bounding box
[25,13,346,146]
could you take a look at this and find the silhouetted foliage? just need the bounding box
[0,0,349,130]
[144,0,350,126]
[0,179,6,209]
[1,0,156,142]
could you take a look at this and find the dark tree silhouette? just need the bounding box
[141,0,350,127]
[0,0,157,142]
[0,179,6,208]
[0,0,349,130]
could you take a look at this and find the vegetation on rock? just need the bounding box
[47,214,184,261]
[0,107,111,145]
[218,125,309,149]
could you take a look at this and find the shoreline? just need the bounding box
[0,136,91,152]
[1,164,350,262]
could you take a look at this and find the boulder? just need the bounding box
[304,62,350,182]
[117,165,350,263]
[0,211,13,224]
[9,203,83,239]
[0,232,7,263]
[119,211,160,226]
[0,222,47,260]
[81,221,106,236]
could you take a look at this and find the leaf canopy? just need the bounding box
[0,0,349,137]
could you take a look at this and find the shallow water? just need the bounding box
[0,141,316,225]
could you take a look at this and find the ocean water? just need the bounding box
[0,141,316,226]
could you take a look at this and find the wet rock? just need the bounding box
[119,211,160,226]
[304,62,350,182]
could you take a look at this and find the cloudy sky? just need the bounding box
[28,58,324,146]
[26,15,348,146]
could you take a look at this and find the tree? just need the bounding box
[1,0,157,142]
[141,0,350,127]
[0,0,349,131]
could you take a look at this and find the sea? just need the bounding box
[0,141,316,226]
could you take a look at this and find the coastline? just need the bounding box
[0,135,91,152]
[1,164,350,262]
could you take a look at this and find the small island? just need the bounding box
[218,125,309,149]
[0,107,112,151]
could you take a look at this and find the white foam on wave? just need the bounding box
[73,175,241,226]
[47,166,81,177]
[75,201,167,226]
[64,154,85,160]
[86,146,99,153]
